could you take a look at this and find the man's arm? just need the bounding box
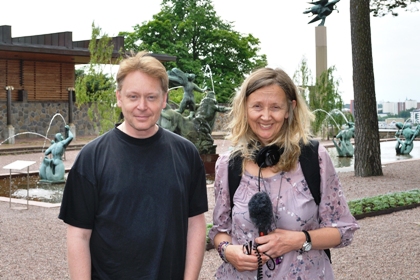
[67,225,92,280]
[184,213,206,280]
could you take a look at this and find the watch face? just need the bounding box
[303,241,312,251]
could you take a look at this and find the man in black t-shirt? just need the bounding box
[59,51,208,279]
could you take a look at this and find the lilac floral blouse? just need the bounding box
[209,144,360,279]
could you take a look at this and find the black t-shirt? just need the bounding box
[59,127,208,279]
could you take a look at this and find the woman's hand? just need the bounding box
[254,229,302,259]
[224,244,263,272]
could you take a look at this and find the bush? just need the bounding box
[348,189,420,216]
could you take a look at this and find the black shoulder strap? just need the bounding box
[228,154,243,213]
[299,140,331,263]
[299,139,321,205]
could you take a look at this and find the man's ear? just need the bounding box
[116,90,122,108]
[161,91,168,109]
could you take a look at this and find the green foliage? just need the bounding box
[370,0,420,17]
[293,56,313,104]
[119,0,267,103]
[348,189,420,216]
[75,23,122,134]
[167,87,205,116]
[309,66,344,137]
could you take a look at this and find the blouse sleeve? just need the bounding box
[318,145,360,248]
[208,152,232,245]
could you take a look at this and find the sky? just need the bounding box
[1,0,419,104]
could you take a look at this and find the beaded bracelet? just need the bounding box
[217,241,230,263]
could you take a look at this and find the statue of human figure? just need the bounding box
[194,91,231,131]
[167,68,207,118]
[39,125,74,182]
[303,0,340,26]
[159,94,228,155]
[332,121,355,157]
[395,122,420,155]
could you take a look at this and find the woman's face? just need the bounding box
[246,84,294,145]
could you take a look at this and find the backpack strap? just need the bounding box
[299,139,321,205]
[299,140,331,263]
[228,154,243,214]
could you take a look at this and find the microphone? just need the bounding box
[248,192,273,236]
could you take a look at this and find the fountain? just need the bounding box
[312,108,355,156]
[39,125,73,183]
[0,113,73,205]
[327,140,420,171]
[394,121,420,155]
[161,67,230,174]
[332,122,355,157]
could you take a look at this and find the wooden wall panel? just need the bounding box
[5,60,20,101]
[23,60,35,99]
[0,59,6,100]
[0,59,75,101]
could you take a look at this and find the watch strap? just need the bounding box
[302,230,311,243]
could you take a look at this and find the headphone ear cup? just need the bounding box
[254,145,282,168]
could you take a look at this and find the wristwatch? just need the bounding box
[300,230,312,253]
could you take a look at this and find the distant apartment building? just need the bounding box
[379,99,418,115]
[382,101,399,115]
[411,109,420,123]
[405,99,418,110]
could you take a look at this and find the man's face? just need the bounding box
[116,70,167,138]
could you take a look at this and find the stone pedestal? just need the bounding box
[316,26,327,78]
[7,125,15,144]
[200,154,219,175]
[69,123,76,141]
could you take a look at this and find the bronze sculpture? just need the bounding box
[395,122,420,155]
[332,122,355,157]
[303,0,340,26]
[167,68,207,118]
[39,125,73,182]
[159,90,230,155]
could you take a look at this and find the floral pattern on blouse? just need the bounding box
[208,144,360,279]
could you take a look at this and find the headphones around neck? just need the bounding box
[253,145,284,168]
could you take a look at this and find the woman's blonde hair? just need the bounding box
[227,67,314,172]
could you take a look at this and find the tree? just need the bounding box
[119,0,267,103]
[75,23,122,134]
[293,56,313,104]
[370,0,419,17]
[309,66,344,138]
[350,0,419,177]
[351,1,382,177]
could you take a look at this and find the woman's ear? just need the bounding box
[292,99,297,109]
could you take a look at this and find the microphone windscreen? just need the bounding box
[248,192,273,236]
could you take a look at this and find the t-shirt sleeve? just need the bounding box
[188,149,208,217]
[58,166,98,229]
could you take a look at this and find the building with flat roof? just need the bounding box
[0,25,176,143]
